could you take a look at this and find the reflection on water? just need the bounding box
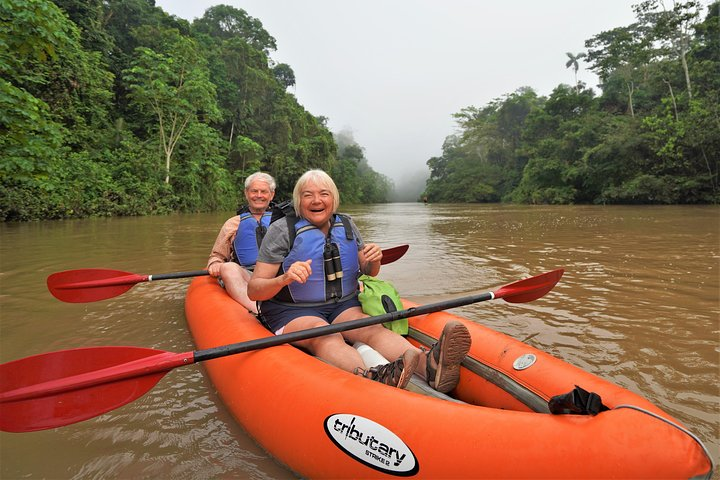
[1,204,718,478]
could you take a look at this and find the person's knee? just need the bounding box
[219,262,238,276]
[220,263,247,284]
[310,333,348,355]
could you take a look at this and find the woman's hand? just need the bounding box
[360,243,382,276]
[284,259,313,285]
[248,259,313,301]
[362,243,383,264]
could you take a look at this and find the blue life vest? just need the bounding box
[274,214,360,304]
[233,209,273,269]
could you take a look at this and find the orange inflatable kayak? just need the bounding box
[185,276,713,479]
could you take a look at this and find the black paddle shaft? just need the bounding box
[150,270,209,281]
[193,292,494,363]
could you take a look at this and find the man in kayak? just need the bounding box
[207,172,276,313]
[248,169,471,391]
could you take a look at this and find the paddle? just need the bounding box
[47,244,411,303]
[1,268,563,433]
[380,244,409,265]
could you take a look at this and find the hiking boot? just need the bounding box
[426,320,471,393]
[360,349,420,389]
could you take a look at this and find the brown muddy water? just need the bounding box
[0,203,718,479]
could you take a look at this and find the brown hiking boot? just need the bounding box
[361,349,421,389]
[426,320,471,393]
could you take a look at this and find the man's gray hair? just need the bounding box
[244,172,276,192]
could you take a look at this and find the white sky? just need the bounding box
[155,0,639,183]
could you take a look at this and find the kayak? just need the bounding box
[184,276,713,479]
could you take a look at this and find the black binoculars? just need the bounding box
[323,243,343,281]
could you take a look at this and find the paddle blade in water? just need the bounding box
[380,244,409,265]
[494,269,564,303]
[47,269,146,303]
[0,346,187,432]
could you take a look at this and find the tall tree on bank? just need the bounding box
[192,4,277,53]
[565,52,587,94]
[124,27,219,184]
[585,22,653,117]
[633,0,704,101]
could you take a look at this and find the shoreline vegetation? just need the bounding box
[1,1,718,222]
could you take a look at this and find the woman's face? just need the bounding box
[299,180,334,227]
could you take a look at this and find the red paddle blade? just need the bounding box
[381,244,409,265]
[47,269,147,303]
[494,269,564,303]
[0,346,190,432]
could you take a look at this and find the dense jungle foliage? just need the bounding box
[1,2,717,221]
[423,1,719,204]
[1,0,392,221]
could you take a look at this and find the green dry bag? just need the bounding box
[358,275,408,335]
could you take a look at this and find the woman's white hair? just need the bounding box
[244,172,276,192]
[292,169,340,217]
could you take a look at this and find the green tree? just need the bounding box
[633,0,704,101]
[101,0,187,119]
[123,28,219,184]
[192,4,277,53]
[171,122,235,211]
[565,51,587,94]
[586,24,653,117]
[272,63,296,89]
[52,0,114,54]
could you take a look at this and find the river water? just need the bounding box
[1,203,718,479]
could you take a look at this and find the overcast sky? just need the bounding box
[155,0,639,183]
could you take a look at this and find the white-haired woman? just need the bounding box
[248,170,470,391]
[207,172,276,313]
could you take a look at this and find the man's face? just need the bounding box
[245,180,274,213]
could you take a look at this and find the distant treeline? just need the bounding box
[2,2,718,222]
[424,1,719,204]
[1,0,392,221]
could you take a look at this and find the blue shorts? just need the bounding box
[258,295,362,334]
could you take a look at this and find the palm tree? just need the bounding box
[565,52,586,94]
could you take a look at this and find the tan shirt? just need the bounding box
[206,215,241,269]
